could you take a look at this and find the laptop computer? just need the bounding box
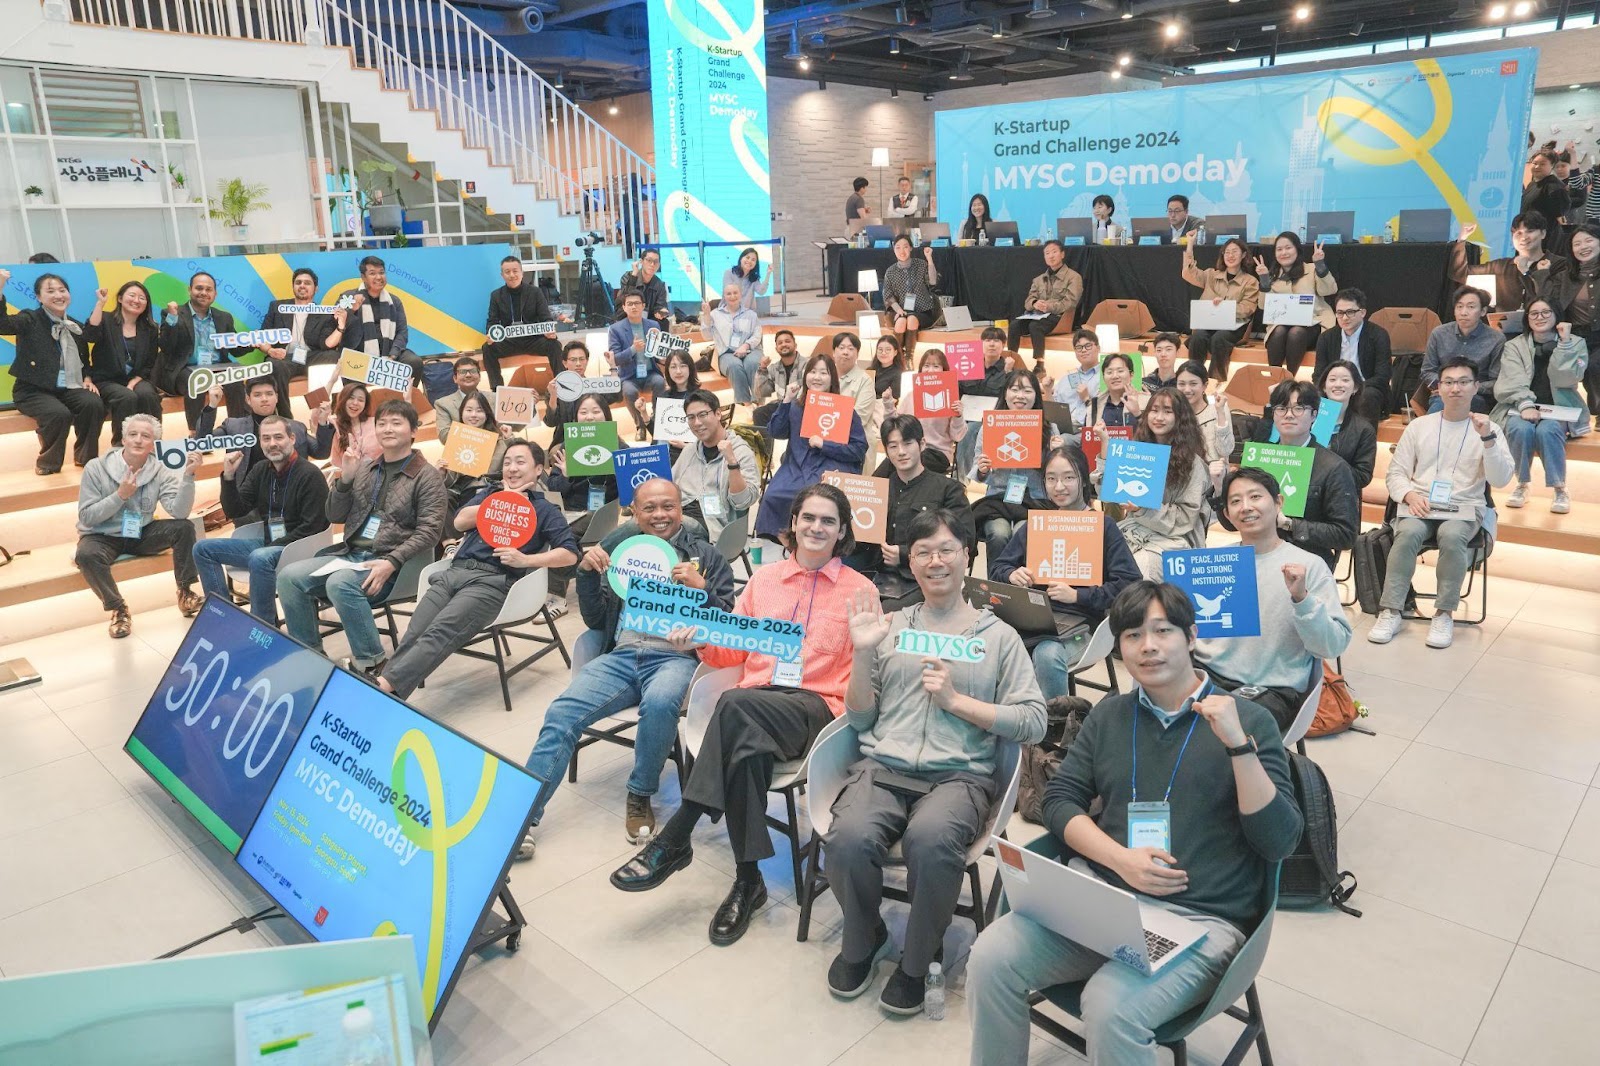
[863,223,895,246]
[992,838,1209,976]
[1306,210,1355,244]
[963,577,1057,636]
[1056,217,1094,246]
[1397,208,1452,243]
[935,304,974,331]
[1130,217,1171,244]
[1043,400,1077,436]
[987,220,1021,245]
[1206,214,1247,243]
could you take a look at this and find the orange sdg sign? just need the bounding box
[980,409,1043,469]
[1024,510,1104,586]
[820,471,890,544]
[800,390,853,444]
[912,370,959,417]
[476,490,538,550]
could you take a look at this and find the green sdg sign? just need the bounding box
[606,534,678,597]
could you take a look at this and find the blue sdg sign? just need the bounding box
[1163,546,1261,638]
[1101,439,1172,508]
[613,443,674,506]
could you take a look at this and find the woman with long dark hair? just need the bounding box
[1258,230,1337,375]
[88,279,163,446]
[960,193,993,243]
[1556,222,1600,416]
[722,247,769,308]
[755,352,867,537]
[881,233,943,353]
[970,368,1055,561]
[658,345,701,464]
[1312,361,1377,489]
[1174,359,1234,493]
[1492,295,1588,513]
[989,443,1141,698]
[1180,236,1260,380]
[330,383,381,467]
[897,347,967,470]
[1117,386,1212,578]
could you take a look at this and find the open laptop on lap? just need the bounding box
[963,577,1057,637]
[993,837,1209,976]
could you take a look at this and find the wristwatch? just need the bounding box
[1479,432,1496,442]
[1224,736,1259,758]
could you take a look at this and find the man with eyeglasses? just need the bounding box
[1421,286,1504,414]
[618,249,672,325]
[671,388,759,539]
[1313,287,1392,423]
[1239,380,1359,571]
[1052,329,1104,429]
[826,507,1045,1014]
[1369,356,1513,649]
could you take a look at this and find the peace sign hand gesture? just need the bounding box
[1311,240,1325,263]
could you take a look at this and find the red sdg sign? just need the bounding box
[476,490,538,549]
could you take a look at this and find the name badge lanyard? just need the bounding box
[773,567,822,685]
[1436,418,1474,480]
[266,460,295,533]
[1131,705,1201,805]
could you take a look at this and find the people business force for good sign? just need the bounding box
[934,49,1535,258]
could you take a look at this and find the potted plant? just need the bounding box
[167,163,187,199]
[355,159,406,238]
[209,177,270,242]
[23,185,43,204]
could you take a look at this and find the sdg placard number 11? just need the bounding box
[124,596,335,853]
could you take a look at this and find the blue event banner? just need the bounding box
[647,0,772,302]
[621,576,803,662]
[935,49,1536,258]
[1162,546,1261,639]
[124,596,333,854]
[237,669,540,1021]
[613,442,675,506]
[1102,438,1172,507]
[0,244,515,406]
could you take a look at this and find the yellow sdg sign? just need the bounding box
[442,424,497,477]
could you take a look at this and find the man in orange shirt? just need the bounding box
[609,482,878,946]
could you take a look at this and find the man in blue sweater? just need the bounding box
[966,580,1302,1066]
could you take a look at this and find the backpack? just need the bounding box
[1279,752,1361,916]
[419,358,457,403]
[1351,525,1392,616]
[1017,695,1092,824]
[1308,661,1361,739]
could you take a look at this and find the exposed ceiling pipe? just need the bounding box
[540,0,650,27]
[456,4,545,34]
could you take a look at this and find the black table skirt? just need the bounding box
[827,243,1455,329]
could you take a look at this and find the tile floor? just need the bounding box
[2,565,1599,1066]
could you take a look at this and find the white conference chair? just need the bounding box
[1066,617,1119,696]
[794,723,1023,943]
[1281,659,1326,755]
[714,517,754,590]
[678,665,814,894]
[563,628,692,787]
[413,560,571,712]
[220,521,264,603]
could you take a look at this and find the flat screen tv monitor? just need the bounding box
[124,595,335,854]
[1206,214,1247,243]
[1129,217,1171,243]
[1398,209,1452,243]
[1056,217,1094,244]
[986,220,1020,245]
[1306,211,1356,244]
[236,668,543,1024]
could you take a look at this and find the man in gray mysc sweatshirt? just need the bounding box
[825,509,1046,1016]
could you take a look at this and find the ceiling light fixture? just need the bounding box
[1512,0,1532,13]
[554,70,565,89]
[783,26,802,60]
[1349,20,1364,34]
[1118,0,1132,19]
[891,85,899,97]
[1056,32,1071,51]
[1164,21,1181,38]
[950,47,975,81]
[1487,2,1506,16]
[607,98,619,115]
[1293,4,1311,21]
[1118,53,1131,66]
[1027,0,1055,19]
[1111,68,1123,79]
[818,77,826,90]
[990,17,1005,37]
[1226,37,1241,50]
[894,2,908,24]
[798,56,811,71]
[890,36,900,54]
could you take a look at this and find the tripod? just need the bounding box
[575,246,615,329]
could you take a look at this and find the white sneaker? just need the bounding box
[1507,483,1529,508]
[1426,613,1455,649]
[1552,488,1571,514]
[516,829,536,861]
[1367,609,1402,644]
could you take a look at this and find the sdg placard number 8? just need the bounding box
[163,637,297,778]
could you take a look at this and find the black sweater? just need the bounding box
[87,315,161,386]
[0,299,98,390]
[219,454,331,545]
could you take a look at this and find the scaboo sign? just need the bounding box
[0,244,515,408]
[935,48,1536,257]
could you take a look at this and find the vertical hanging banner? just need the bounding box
[934,49,1536,258]
[647,0,773,303]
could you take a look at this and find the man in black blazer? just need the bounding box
[483,255,561,388]
[1313,287,1392,423]
[195,376,332,483]
[258,266,348,380]
[159,271,290,427]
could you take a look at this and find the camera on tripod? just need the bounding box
[573,230,605,249]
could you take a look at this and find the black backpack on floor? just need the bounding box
[1351,525,1392,616]
[1279,752,1361,916]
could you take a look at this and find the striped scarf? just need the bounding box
[358,289,398,358]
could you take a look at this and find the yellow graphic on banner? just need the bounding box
[316,274,488,352]
[1315,59,1482,243]
[370,729,500,1018]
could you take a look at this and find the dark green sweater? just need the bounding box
[1042,687,1302,929]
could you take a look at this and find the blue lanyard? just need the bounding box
[789,567,822,630]
[1131,698,1202,804]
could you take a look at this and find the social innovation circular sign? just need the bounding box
[606,534,677,597]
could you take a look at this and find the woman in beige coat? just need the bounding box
[1258,231,1339,377]
[1181,237,1260,381]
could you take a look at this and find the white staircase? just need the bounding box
[11,0,653,270]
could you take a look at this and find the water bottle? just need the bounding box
[341,1006,387,1065]
[1195,224,1206,247]
[924,962,946,1021]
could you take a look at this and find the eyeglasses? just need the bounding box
[1334,308,1363,317]
[1073,343,1097,352]
[1527,309,1556,319]
[910,546,963,564]
[684,409,718,422]
[1274,404,1314,416]
[1439,377,1476,389]
[1044,475,1080,488]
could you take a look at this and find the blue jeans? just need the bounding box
[720,351,761,403]
[1501,414,1569,486]
[968,904,1245,1066]
[193,537,285,623]
[522,645,699,825]
[621,370,667,430]
[275,550,394,667]
[1031,640,1071,701]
